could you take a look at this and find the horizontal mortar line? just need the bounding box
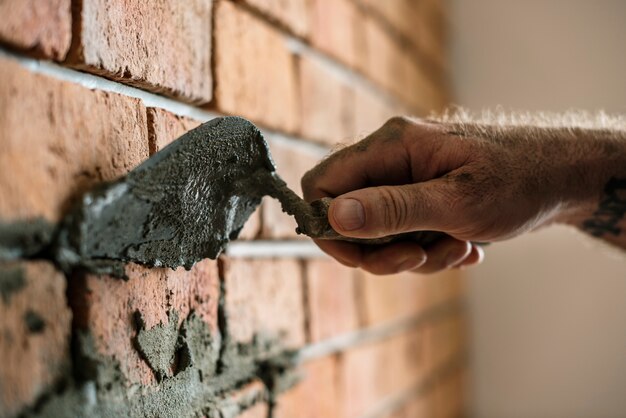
[295,299,463,363]
[285,37,428,116]
[225,240,327,259]
[361,354,466,418]
[0,47,330,156]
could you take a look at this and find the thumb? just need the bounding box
[328,181,457,239]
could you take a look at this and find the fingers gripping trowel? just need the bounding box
[0,117,444,276]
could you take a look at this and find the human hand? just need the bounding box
[301,116,610,275]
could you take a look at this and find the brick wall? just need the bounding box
[0,1,465,417]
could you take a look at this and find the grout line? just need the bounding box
[295,300,461,363]
[0,47,330,156]
[225,240,327,259]
[360,354,465,418]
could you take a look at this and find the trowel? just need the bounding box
[0,117,444,276]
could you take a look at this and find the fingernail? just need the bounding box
[333,199,365,231]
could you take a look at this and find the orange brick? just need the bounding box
[72,260,220,385]
[260,136,323,239]
[222,258,306,348]
[304,259,359,342]
[214,1,299,133]
[240,0,312,38]
[146,108,260,239]
[0,57,149,223]
[311,0,362,68]
[359,270,463,327]
[0,0,71,60]
[299,55,356,145]
[0,261,71,416]
[68,0,213,104]
[352,87,402,138]
[274,356,341,418]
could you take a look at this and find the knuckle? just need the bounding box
[377,187,410,233]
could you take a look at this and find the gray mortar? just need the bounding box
[0,264,26,304]
[19,312,296,418]
[0,219,55,261]
[24,310,46,333]
[134,311,180,381]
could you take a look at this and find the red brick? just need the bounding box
[304,259,359,342]
[310,0,362,69]
[240,0,312,38]
[0,261,71,416]
[0,0,71,60]
[222,258,306,348]
[0,57,149,223]
[260,137,324,239]
[68,0,213,104]
[73,260,220,385]
[274,356,341,418]
[214,1,299,133]
[146,108,260,239]
[299,56,355,145]
[359,270,463,327]
[352,87,402,138]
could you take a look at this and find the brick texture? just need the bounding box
[71,260,220,385]
[310,0,363,69]
[68,0,213,104]
[0,261,71,418]
[214,1,299,133]
[0,57,149,222]
[0,0,71,60]
[304,259,359,342]
[240,0,312,38]
[274,356,341,418]
[222,258,306,348]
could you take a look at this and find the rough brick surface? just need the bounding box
[260,137,324,239]
[146,108,260,239]
[223,258,306,348]
[0,261,71,418]
[299,56,355,145]
[71,260,220,385]
[68,0,213,104]
[304,259,359,342]
[0,57,149,222]
[214,1,299,133]
[0,0,71,60]
[240,0,312,38]
[311,0,362,68]
[275,356,341,418]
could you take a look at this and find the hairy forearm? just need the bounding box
[432,109,626,248]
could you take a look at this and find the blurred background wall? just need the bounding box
[449,0,626,417]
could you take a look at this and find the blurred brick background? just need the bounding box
[0,1,466,417]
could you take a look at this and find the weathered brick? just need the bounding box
[299,55,355,145]
[68,0,213,104]
[0,57,149,223]
[0,261,71,417]
[222,258,306,348]
[240,0,312,38]
[274,356,341,418]
[310,0,362,69]
[146,108,260,239]
[71,260,220,385]
[359,270,463,327]
[0,0,71,60]
[214,1,299,133]
[260,136,324,239]
[304,259,359,342]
